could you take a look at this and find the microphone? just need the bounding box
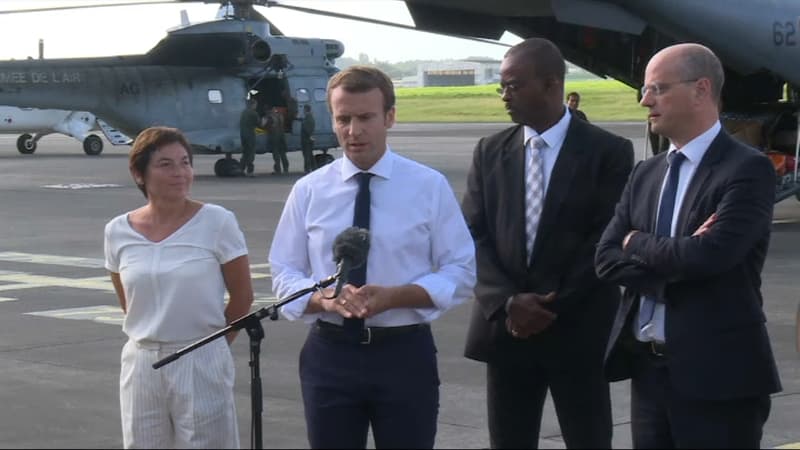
[330,227,370,298]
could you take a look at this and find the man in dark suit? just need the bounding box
[595,43,782,448]
[566,91,588,122]
[462,38,634,448]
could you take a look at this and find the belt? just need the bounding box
[313,319,428,345]
[638,340,667,357]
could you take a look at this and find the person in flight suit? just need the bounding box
[239,98,261,176]
[267,107,289,174]
[301,104,317,173]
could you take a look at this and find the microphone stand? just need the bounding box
[152,273,338,450]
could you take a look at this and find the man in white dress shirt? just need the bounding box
[268,66,476,449]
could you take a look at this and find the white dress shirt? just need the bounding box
[269,148,476,326]
[104,203,248,343]
[522,108,571,253]
[636,120,721,343]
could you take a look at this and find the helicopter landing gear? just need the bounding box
[214,155,242,177]
[16,133,36,154]
[314,152,334,168]
[83,134,104,156]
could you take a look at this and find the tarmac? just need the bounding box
[0,122,798,449]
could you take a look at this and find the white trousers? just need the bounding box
[120,338,240,449]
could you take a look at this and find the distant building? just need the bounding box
[417,57,501,87]
[394,75,419,88]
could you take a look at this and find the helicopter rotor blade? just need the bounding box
[0,1,183,15]
[0,0,508,46]
[262,1,511,47]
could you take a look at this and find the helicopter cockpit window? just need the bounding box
[313,89,327,102]
[296,88,310,103]
[208,90,223,104]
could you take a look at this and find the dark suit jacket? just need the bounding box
[595,129,782,400]
[462,117,634,368]
[571,109,588,122]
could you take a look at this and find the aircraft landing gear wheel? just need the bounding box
[214,157,242,177]
[17,133,36,154]
[314,153,334,167]
[83,134,104,155]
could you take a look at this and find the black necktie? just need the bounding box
[639,151,686,332]
[343,172,373,334]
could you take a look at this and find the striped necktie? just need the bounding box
[525,136,546,263]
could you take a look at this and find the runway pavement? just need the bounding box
[0,122,798,449]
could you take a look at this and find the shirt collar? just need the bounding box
[523,107,571,149]
[340,146,394,181]
[667,121,721,164]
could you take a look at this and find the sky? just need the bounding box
[0,0,521,62]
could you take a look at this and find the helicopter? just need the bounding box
[0,106,132,155]
[2,1,799,193]
[0,0,346,177]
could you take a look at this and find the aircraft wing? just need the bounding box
[401,0,799,105]
[402,0,651,88]
[404,0,644,38]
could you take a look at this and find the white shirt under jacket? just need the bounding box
[104,203,248,343]
[269,148,476,326]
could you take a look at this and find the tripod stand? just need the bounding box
[153,274,338,449]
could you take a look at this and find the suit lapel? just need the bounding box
[500,126,529,269]
[675,130,726,234]
[529,119,585,264]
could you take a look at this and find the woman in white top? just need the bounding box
[104,126,254,449]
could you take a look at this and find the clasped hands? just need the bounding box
[506,291,557,339]
[319,284,390,319]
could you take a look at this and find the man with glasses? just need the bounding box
[596,43,781,447]
[463,37,633,448]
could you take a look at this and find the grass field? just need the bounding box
[395,79,646,122]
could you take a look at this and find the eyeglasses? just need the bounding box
[496,82,524,96]
[640,79,699,97]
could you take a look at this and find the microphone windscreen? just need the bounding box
[331,227,370,268]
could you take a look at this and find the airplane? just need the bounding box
[0,106,131,155]
[0,0,346,177]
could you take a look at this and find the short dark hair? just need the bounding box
[326,65,395,113]
[129,126,193,198]
[505,38,566,81]
[566,91,580,100]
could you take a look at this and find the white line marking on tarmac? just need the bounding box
[42,183,123,190]
[0,251,279,324]
[0,272,115,293]
[27,305,123,325]
[26,295,280,326]
[0,252,105,268]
